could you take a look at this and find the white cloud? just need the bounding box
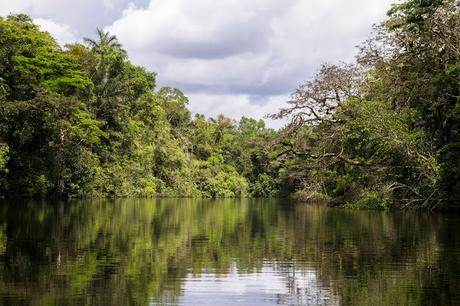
[35,18,77,46]
[108,0,292,59]
[1,0,397,128]
[0,2,29,16]
[105,0,395,127]
[107,0,394,92]
[187,93,288,129]
[0,0,146,36]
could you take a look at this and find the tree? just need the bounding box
[83,28,126,55]
[270,63,363,130]
[261,0,460,209]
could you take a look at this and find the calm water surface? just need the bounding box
[0,199,459,305]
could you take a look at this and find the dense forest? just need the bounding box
[0,0,459,210]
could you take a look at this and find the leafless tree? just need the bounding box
[269,63,363,133]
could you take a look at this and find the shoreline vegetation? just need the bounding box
[1,0,460,210]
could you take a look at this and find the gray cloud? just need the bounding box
[107,0,394,98]
[0,0,396,127]
[0,0,149,37]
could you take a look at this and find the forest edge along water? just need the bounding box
[1,0,460,210]
[1,199,460,305]
[2,0,460,305]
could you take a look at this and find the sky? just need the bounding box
[0,0,396,128]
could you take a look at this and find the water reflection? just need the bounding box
[0,199,459,305]
[174,262,337,306]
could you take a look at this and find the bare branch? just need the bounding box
[269,63,363,131]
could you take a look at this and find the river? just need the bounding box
[0,199,459,305]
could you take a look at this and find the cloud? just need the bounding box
[107,0,394,95]
[0,0,149,37]
[34,18,77,46]
[0,0,397,128]
[108,0,293,59]
[104,0,394,127]
[187,93,289,129]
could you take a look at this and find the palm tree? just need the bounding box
[84,29,127,129]
[214,114,235,144]
[83,28,126,55]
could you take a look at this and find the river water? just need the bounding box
[0,199,459,305]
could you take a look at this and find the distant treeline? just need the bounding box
[1,0,460,210]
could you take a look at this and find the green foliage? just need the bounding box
[251,173,279,197]
[0,16,92,100]
[0,15,273,199]
[3,0,458,210]
[439,142,460,204]
[193,153,249,198]
[356,191,391,209]
[0,145,8,173]
[0,144,9,194]
[266,0,460,210]
[387,0,445,31]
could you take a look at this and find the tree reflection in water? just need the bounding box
[0,199,459,305]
